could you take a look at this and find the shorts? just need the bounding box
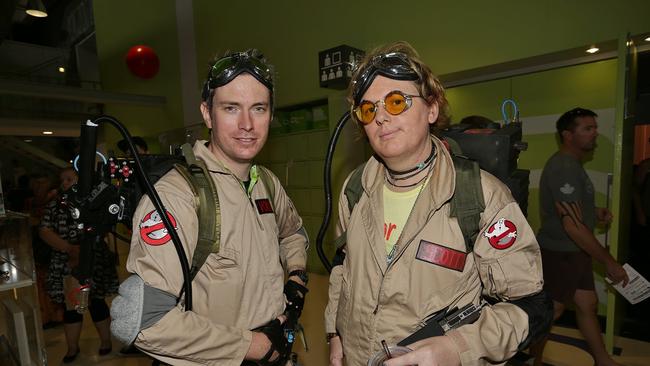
[541,248,595,304]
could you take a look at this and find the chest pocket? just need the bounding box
[199,247,243,324]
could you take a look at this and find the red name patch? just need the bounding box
[255,199,274,214]
[483,218,517,250]
[415,240,467,272]
[139,210,177,246]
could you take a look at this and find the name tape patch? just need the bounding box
[415,240,467,272]
[255,198,274,214]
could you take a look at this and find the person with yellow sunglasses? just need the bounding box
[324,41,552,366]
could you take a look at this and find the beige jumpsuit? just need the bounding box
[127,141,308,365]
[325,137,544,366]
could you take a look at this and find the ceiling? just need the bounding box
[1,0,71,48]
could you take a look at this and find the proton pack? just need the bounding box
[106,143,276,280]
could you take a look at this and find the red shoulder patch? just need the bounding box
[483,218,517,250]
[139,210,177,246]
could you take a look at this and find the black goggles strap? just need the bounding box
[352,54,419,105]
[204,54,273,97]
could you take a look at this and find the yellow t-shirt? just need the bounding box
[383,181,426,259]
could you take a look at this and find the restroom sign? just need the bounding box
[318,45,364,90]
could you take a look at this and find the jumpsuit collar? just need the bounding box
[192,140,260,195]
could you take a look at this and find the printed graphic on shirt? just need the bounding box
[383,185,420,256]
[483,218,517,250]
[384,223,398,241]
[560,183,575,195]
[415,240,467,271]
[255,198,274,214]
[139,210,178,246]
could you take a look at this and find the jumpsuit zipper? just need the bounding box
[236,175,265,230]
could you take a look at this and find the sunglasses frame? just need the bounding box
[352,90,422,125]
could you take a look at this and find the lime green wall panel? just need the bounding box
[448,60,618,121]
[512,61,618,116]
[192,0,649,107]
[446,79,512,122]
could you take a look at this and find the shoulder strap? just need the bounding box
[175,143,221,281]
[449,154,485,252]
[333,163,366,249]
[344,163,366,213]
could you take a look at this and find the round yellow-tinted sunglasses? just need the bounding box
[352,90,423,125]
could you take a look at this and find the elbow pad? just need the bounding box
[509,290,554,350]
[110,274,177,345]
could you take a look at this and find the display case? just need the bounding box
[0,212,45,366]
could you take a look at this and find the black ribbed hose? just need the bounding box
[316,111,351,274]
[88,116,194,311]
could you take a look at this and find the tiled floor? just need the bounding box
[39,237,650,366]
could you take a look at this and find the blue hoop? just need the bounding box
[73,151,107,172]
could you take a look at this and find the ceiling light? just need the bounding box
[42,131,53,135]
[58,67,65,73]
[25,0,48,18]
[645,36,650,42]
[24,139,32,143]
[586,47,599,54]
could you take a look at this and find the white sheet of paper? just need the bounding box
[606,263,650,305]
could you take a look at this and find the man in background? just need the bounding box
[532,107,628,366]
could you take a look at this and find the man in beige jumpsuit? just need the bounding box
[325,42,552,366]
[118,50,309,365]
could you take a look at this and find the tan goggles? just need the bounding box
[353,90,422,125]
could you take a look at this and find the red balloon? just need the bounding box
[125,45,160,79]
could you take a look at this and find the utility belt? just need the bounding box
[398,300,487,346]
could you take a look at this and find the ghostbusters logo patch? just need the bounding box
[483,218,517,250]
[139,210,177,246]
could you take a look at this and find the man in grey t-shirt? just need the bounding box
[531,108,628,366]
[537,151,596,252]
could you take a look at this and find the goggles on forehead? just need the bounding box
[352,90,423,125]
[202,52,274,99]
[351,52,419,105]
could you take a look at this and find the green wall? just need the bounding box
[193,0,650,107]
[93,0,184,152]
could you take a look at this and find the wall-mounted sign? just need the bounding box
[318,45,364,90]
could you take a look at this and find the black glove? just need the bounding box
[284,280,309,328]
[254,318,289,366]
